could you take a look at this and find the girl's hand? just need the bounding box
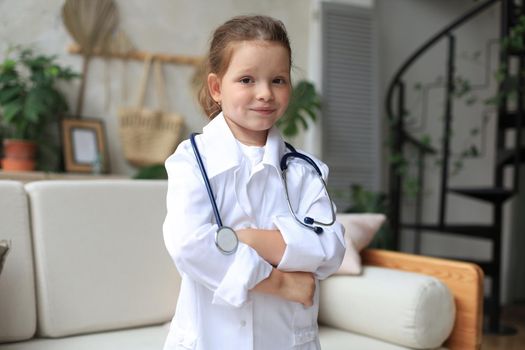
[252,269,315,307]
[280,270,316,307]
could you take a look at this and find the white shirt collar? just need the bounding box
[199,112,286,178]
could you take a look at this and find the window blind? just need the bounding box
[321,2,379,211]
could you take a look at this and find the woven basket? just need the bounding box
[118,56,184,167]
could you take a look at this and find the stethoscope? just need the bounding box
[190,133,336,255]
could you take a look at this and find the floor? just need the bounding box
[483,304,525,350]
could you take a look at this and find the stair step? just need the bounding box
[402,223,496,239]
[500,112,524,129]
[475,260,493,275]
[448,187,515,203]
[507,48,525,56]
[497,148,525,167]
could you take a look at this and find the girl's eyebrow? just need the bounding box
[234,66,290,73]
[233,71,290,78]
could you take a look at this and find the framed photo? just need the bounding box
[61,118,109,173]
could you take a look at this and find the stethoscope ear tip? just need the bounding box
[304,217,323,234]
[304,217,314,225]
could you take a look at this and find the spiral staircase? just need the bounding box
[386,0,524,334]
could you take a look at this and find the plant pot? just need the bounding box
[1,139,37,172]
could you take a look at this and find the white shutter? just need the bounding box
[321,2,379,211]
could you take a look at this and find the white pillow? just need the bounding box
[335,213,386,275]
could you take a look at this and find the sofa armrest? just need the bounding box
[319,265,455,349]
[362,249,483,350]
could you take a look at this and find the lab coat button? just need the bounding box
[240,320,246,327]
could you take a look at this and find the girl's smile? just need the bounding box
[250,106,277,115]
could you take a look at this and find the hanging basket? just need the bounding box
[119,108,183,167]
[118,55,184,167]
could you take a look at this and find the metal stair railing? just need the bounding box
[384,0,523,334]
[386,0,501,246]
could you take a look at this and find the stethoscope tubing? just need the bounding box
[279,155,336,234]
[280,151,323,177]
[190,133,336,239]
[190,133,224,227]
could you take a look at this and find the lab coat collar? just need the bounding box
[262,126,286,173]
[200,112,286,179]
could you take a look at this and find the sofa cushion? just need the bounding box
[335,213,386,275]
[319,326,449,350]
[0,325,450,350]
[0,181,37,342]
[0,324,168,350]
[25,180,180,338]
[319,266,455,349]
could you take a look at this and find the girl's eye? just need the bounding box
[240,77,253,84]
[273,78,287,85]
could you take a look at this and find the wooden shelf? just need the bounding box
[67,43,203,66]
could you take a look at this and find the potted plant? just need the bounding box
[0,46,78,171]
[277,80,321,138]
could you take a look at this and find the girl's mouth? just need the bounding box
[251,107,276,115]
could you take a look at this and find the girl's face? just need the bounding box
[208,40,291,146]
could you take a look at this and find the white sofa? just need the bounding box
[0,180,483,350]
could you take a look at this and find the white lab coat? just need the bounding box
[163,113,345,350]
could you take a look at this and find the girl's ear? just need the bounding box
[207,73,221,103]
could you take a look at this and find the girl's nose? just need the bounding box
[256,83,274,101]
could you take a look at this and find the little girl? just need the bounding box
[163,15,345,350]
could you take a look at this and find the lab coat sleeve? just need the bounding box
[274,160,346,280]
[163,145,273,308]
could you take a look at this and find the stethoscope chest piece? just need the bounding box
[215,226,238,255]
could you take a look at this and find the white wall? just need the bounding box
[0,0,312,176]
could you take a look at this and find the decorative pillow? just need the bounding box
[335,213,386,275]
[0,240,9,275]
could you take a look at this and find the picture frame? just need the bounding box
[61,118,109,173]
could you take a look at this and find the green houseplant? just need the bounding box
[277,80,320,138]
[0,47,78,171]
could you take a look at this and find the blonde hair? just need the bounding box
[197,15,292,118]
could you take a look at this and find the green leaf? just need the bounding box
[420,134,432,146]
[298,113,308,129]
[2,101,22,122]
[24,89,48,122]
[0,85,24,104]
[0,64,19,83]
[0,58,16,71]
[278,80,320,137]
[133,164,168,179]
